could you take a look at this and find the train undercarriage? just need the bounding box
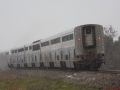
[8,59,104,71]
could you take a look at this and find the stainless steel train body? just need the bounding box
[6,51,11,68]
[8,24,105,70]
[32,41,41,68]
[10,48,18,68]
[24,44,32,68]
[17,46,25,68]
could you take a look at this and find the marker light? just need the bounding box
[78,38,80,41]
[98,36,101,40]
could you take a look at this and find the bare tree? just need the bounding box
[102,25,118,70]
[104,25,117,38]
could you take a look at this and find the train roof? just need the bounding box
[33,40,40,43]
[1,50,11,55]
[41,28,74,42]
[24,43,32,47]
[41,24,102,43]
[17,46,24,49]
[76,24,102,28]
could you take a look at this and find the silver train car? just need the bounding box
[8,24,105,70]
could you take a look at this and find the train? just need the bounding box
[7,24,105,70]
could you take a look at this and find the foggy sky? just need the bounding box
[0,0,120,51]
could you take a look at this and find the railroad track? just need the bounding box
[82,70,120,75]
[11,68,120,75]
[97,70,120,74]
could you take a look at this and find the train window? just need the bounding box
[62,36,66,42]
[39,54,40,61]
[31,55,33,61]
[51,40,53,45]
[25,47,28,51]
[52,39,54,44]
[18,48,24,52]
[53,39,55,44]
[33,44,40,51]
[15,50,17,53]
[33,45,35,50]
[35,56,37,62]
[6,52,9,55]
[57,55,59,60]
[41,43,42,47]
[62,34,73,42]
[47,41,49,45]
[57,37,60,43]
[44,42,46,46]
[42,43,44,47]
[43,43,44,46]
[46,41,49,46]
[51,37,60,45]
[67,35,69,40]
[12,50,14,53]
[86,28,91,34]
[38,44,40,50]
[41,55,42,61]
[69,50,70,59]
[41,43,43,47]
[62,37,64,42]
[70,34,73,40]
[74,49,75,59]
[41,41,49,47]
[65,55,68,60]
[44,54,45,60]
[61,51,63,60]
[39,54,42,61]
[29,56,30,61]
[45,42,47,46]
[65,36,67,41]
[18,49,20,52]
[29,46,32,50]
[49,53,51,61]
[17,59,18,63]
[54,39,55,44]
[55,52,56,60]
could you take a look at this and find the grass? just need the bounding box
[0,75,103,90]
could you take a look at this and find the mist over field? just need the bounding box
[0,53,9,70]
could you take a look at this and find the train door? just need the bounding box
[82,26,96,60]
[84,28,93,46]
[83,26,95,48]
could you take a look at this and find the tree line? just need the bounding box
[102,25,120,70]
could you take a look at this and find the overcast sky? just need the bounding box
[0,0,120,51]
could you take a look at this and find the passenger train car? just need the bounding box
[8,24,105,70]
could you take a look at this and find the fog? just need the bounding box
[0,0,120,51]
[0,53,9,70]
[0,0,120,70]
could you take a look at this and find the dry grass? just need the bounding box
[0,70,103,90]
